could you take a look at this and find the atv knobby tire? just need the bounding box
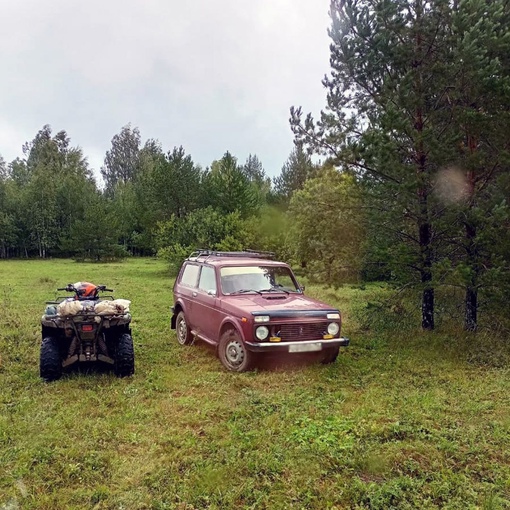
[40,336,62,382]
[114,333,135,378]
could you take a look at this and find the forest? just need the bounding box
[1,0,509,334]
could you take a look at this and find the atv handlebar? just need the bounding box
[57,284,113,293]
[57,285,75,291]
[96,285,114,292]
[57,284,78,292]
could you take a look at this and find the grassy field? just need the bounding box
[0,258,509,509]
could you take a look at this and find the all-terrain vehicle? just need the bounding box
[40,282,134,381]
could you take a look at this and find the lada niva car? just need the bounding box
[171,250,349,371]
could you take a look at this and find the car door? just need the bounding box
[177,262,200,330]
[192,264,220,343]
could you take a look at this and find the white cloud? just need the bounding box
[0,0,331,177]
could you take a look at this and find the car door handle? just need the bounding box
[192,292,197,297]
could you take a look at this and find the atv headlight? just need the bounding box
[255,326,269,340]
[327,322,340,336]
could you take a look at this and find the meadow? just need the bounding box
[0,258,509,509]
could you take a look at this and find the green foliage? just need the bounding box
[156,243,192,274]
[241,205,292,261]
[13,125,96,258]
[203,152,260,218]
[288,168,365,285]
[273,144,316,203]
[349,285,420,333]
[101,124,141,195]
[61,193,129,262]
[142,145,203,221]
[155,207,246,272]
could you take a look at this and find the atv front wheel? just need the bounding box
[114,333,135,378]
[40,336,62,382]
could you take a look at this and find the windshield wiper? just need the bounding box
[230,289,262,295]
[260,286,290,295]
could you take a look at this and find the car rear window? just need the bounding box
[180,263,200,287]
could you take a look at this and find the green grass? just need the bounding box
[0,258,509,509]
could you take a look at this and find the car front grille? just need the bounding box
[275,322,329,342]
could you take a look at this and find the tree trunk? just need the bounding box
[465,285,477,331]
[419,218,435,330]
[414,2,434,330]
[464,218,478,331]
[416,101,434,329]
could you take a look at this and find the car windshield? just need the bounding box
[220,265,300,295]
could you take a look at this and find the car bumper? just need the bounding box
[245,337,350,353]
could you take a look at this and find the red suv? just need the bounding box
[171,250,349,371]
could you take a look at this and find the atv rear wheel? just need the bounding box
[114,333,135,377]
[40,336,62,382]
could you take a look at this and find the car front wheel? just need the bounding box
[218,329,256,372]
[320,346,340,364]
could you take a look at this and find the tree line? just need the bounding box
[0,123,322,262]
[1,0,509,333]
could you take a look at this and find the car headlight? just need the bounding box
[255,326,269,340]
[327,313,340,320]
[327,322,340,336]
[254,315,270,323]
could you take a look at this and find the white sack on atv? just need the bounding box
[94,299,131,315]
[57,300,84,316]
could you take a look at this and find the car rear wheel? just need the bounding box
[218,329,257,372]
[176,311,193,345]
[320,346,340,364]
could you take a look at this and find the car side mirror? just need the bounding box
[299,285,305,293]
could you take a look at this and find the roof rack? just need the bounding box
[188,249,275,260]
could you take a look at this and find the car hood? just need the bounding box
[221,293,339,318]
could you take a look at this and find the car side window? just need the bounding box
[180,263,200,287]
[198,266,217,293]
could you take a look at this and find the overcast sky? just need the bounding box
[0,0,331,180]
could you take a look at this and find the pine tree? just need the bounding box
[273,145,316,203]
[291,0,462,330]
[101,124,141,195]
[204,152,258,218]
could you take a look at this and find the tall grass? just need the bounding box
[0,259,509,509]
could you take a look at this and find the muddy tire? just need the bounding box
[114,333,135,377]
[320,346,340,364]
[176,311,193,345]
[218,329,257,372]
[40,336,62,382]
